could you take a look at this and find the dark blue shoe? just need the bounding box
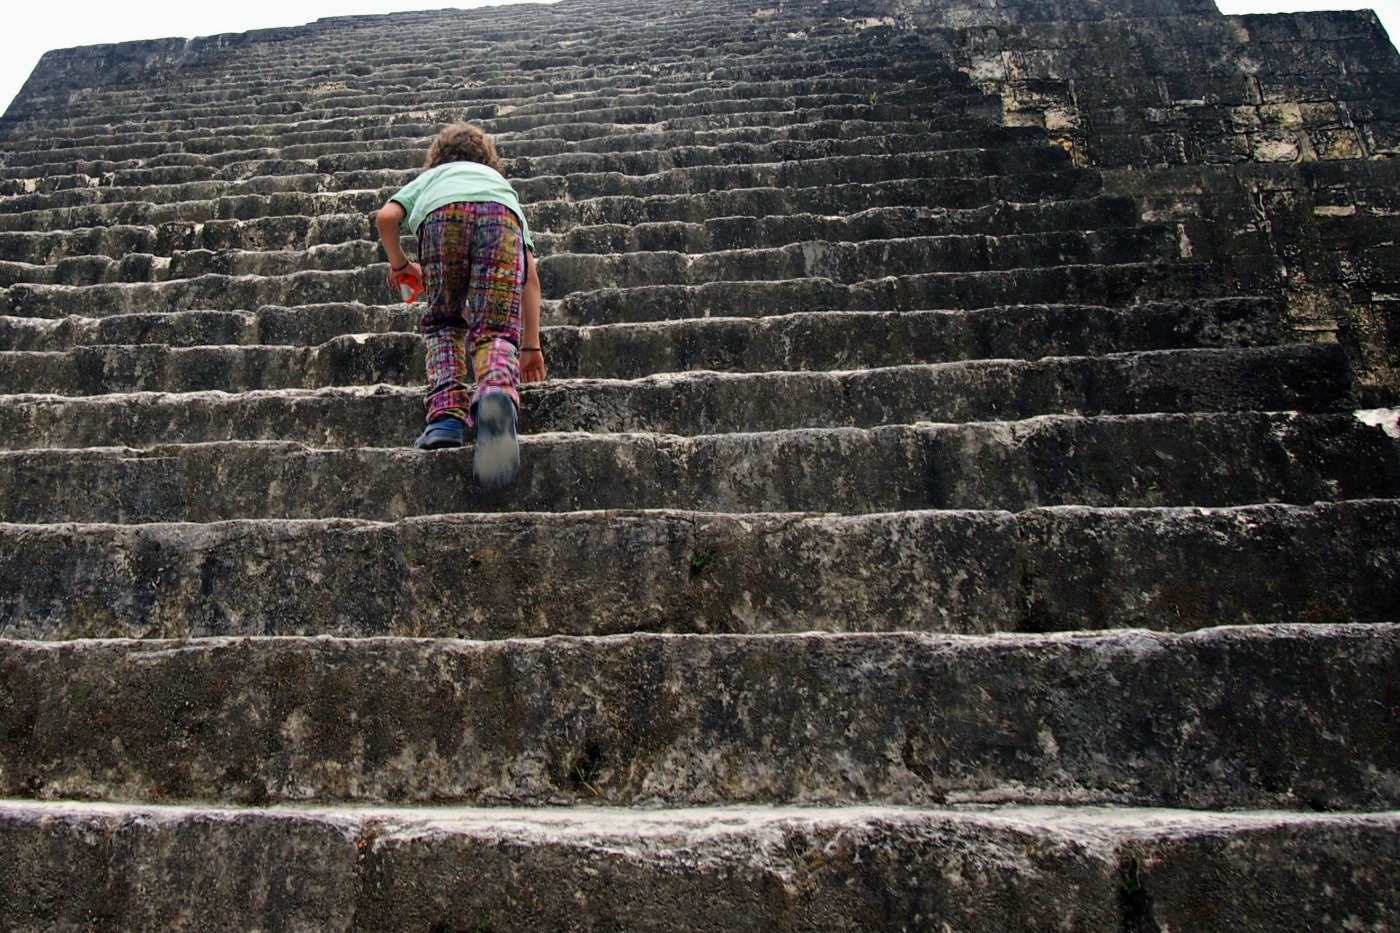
[414,416,465,450]
[472,392,519,491]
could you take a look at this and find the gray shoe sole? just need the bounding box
[472,393,520,491]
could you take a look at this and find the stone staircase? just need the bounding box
[1,0,1397,928]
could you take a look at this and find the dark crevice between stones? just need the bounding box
[1118,855,1158,933]
[567,740,605,798]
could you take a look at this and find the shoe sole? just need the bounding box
[472,393,520,491]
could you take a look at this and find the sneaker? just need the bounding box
[472,391,520,491]
[414,416,465,450]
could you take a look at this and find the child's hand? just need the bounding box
[387,261,422,292]
[520,348,547,384]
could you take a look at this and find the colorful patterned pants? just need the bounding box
[417,201,526,427]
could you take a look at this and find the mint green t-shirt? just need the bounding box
[389,161,534,250]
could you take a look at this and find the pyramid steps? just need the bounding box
[2,0,1397,924]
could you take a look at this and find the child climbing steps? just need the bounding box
[375,122,546,491]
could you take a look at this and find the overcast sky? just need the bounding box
[0,0,1395,118]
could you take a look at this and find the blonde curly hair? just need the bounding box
[424,122,503,173]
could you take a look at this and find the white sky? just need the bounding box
[0,0,1396,118]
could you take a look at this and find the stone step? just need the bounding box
[0,412,1393,523]
[0,227,1173,291]
[0,171,1105,235]
[1,257,1216,322]
[1,499,1393,641]
[0,197,1141,265]
[536,228,1174,298]
[0,149,1078,218]
[0,296,1288,356]
[533,198,1143,257]
[0,346,1356,435]
[551,262,1229,326]
[1,799,1394,932]
[1,624,1396,809]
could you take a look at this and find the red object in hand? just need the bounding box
[389,263,423,303]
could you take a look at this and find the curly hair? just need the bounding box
[424,122,503,172]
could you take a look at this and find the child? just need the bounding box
[375,122,546,491]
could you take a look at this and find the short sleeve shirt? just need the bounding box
[389,161,534,250]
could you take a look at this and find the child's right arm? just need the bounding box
[375,200,420,289]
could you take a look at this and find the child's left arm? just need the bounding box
[519,249,546,383]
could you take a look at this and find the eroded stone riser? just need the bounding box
[3,801,1392,933]
[0,412,1395,523]
[1,625,1397,809]
[2,501,1394,641]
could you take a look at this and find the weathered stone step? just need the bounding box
[0,188,386,234]
[0,295,1284,359]
[1,800,1395,933]
[0,149,1078,219]
[1,624,1396,809]
[0,412,1393,523]
[0,197,1141,267]
[547,298,1294,379]
[1,255,1213,321]
[0,168,1104,236]
[533,198,1143,257]
[0,304,416,350]
[2,499,1393,641]
[551,262,1227,326]
[0,346,1355,438]
[536,228,1174,298]
[0,226,1172,292]
[0,212,372,264]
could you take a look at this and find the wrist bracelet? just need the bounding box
[520,347,542,353]
[391,260,411,272]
